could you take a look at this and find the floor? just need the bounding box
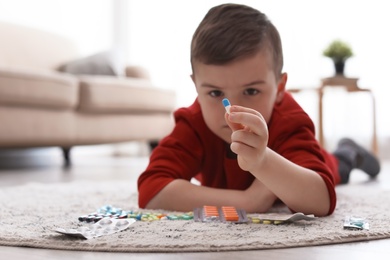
[0,145,389,260]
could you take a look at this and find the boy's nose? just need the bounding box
[224,97,241,107]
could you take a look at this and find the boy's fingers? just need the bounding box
[229,105,260,115]
[228,111,266,137]
[225,112,244,131]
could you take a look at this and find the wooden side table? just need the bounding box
[289,76,378,155]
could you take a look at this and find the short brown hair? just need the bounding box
[191,3,283,78]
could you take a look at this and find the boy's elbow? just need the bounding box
[142,191,165,210]
[143,198,158,210]
[313,201,334,217]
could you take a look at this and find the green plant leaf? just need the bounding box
[323,40,353,62]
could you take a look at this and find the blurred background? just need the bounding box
[1,0,389,159]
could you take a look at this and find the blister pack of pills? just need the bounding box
[78,205,194,222]
[194,206,248,223]
[249,212,317,224]
[78,205,128,223]
[54,217,136,239]
[343,216,369,230]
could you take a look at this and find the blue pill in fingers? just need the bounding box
[222,98,230,107]
[222,98,231,114]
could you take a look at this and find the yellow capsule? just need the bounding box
[273,220,283,225]
[262,220,272,224]
[251,218,261,224]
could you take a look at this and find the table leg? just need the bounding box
[371,92,378,155]
[318,89,324,148]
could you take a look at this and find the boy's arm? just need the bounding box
[145,178,277,213]
[251,148,331,216]
[226,105,332,217]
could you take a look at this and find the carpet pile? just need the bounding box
[0,181,389,252]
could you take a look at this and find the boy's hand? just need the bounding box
[225,105,268,173]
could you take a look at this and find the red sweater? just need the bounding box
[138,92,339,215]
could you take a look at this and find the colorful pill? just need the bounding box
[167,215,179,220]
[251,217,261,224]
[222,206,239,221]
[222,98,231,114]
[180,214,194,220]
[204,205,219,217]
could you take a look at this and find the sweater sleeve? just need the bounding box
[137,107,205,208]
[268,101,337,215]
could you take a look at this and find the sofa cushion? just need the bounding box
[78,76,176,113]
[0,67,79,110]
[58,50,124,76]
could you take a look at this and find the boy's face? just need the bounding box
[191,49,287,143]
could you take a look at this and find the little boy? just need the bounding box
[137,3,380,216]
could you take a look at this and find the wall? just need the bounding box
[0,0,113,56]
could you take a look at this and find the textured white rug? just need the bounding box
[0,181,389,252]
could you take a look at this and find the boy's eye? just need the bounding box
[209,90,223,97]
[243,88,259,96]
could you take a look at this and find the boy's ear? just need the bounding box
[276,73,288,103]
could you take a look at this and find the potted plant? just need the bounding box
[323,40,353,76]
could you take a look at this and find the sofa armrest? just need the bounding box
[0,67,79,109]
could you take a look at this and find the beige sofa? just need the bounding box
[0,21,176,166]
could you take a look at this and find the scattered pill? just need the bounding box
[251,217,261,224]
